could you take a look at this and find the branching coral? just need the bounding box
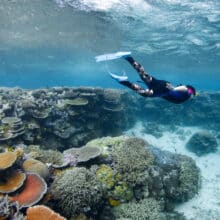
[111,137,154,187]
[51,167,102,217]
[113,197,165,220]
[24,145,64,165]
[176,155,200,201]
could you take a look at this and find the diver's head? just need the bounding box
[186,85,196,96]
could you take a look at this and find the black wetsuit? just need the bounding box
[120,56,192,104]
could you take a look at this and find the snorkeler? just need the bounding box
[96,52,196,104]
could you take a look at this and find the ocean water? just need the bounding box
[0,1,220,220]
[0,0,219,90]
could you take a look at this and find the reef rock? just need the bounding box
[186,131,218,156]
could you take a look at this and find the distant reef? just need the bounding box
[0,87,219,149]
[0,87,135,150]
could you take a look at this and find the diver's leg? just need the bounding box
[124,56,152,86]
[120,81,153,97]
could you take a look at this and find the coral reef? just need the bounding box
[113,197,165,220]
[0,117,25,141]
[186,131,218,156]
[51,167,102,217]
[111,137,154,187]
[0,87,207,219]
[96,164,133,204]
[148,147,200,204]
[0,87,134,149]
[0,195,25,220]
[23,145,64,165]
[91,136,154,187]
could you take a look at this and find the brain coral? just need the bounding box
[51,167,102,217]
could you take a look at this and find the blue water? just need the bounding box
[0,0,219,90]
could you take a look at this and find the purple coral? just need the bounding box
[63,151,78,167]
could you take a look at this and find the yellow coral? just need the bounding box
[108,197,121,207]
[96,165,115,189]
[112,182,133,202]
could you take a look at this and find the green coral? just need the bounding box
[87,136,155,204]
[90,136,154,203]
[96,164,115,189]
[113,197,165,220]
[51,167,102,217]
[112,182,133,202]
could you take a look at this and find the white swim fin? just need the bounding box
[95,51,131,62]
[109,73,128,82]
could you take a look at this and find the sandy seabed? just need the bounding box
[125,122,220,220]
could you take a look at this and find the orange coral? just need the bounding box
[10,173,47,208]
[0,152,17,170]
[26,205,66,220]
[0,170,26,193]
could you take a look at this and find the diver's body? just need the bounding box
[111,56,196,104]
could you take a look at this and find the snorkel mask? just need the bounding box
[186,85,197,96]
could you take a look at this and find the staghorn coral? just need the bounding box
[0,195,11,218]
[51,167,102,217]
[113,197,165,220]
[0,195,25,220]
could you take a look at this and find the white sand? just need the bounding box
[124,121,220,220]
